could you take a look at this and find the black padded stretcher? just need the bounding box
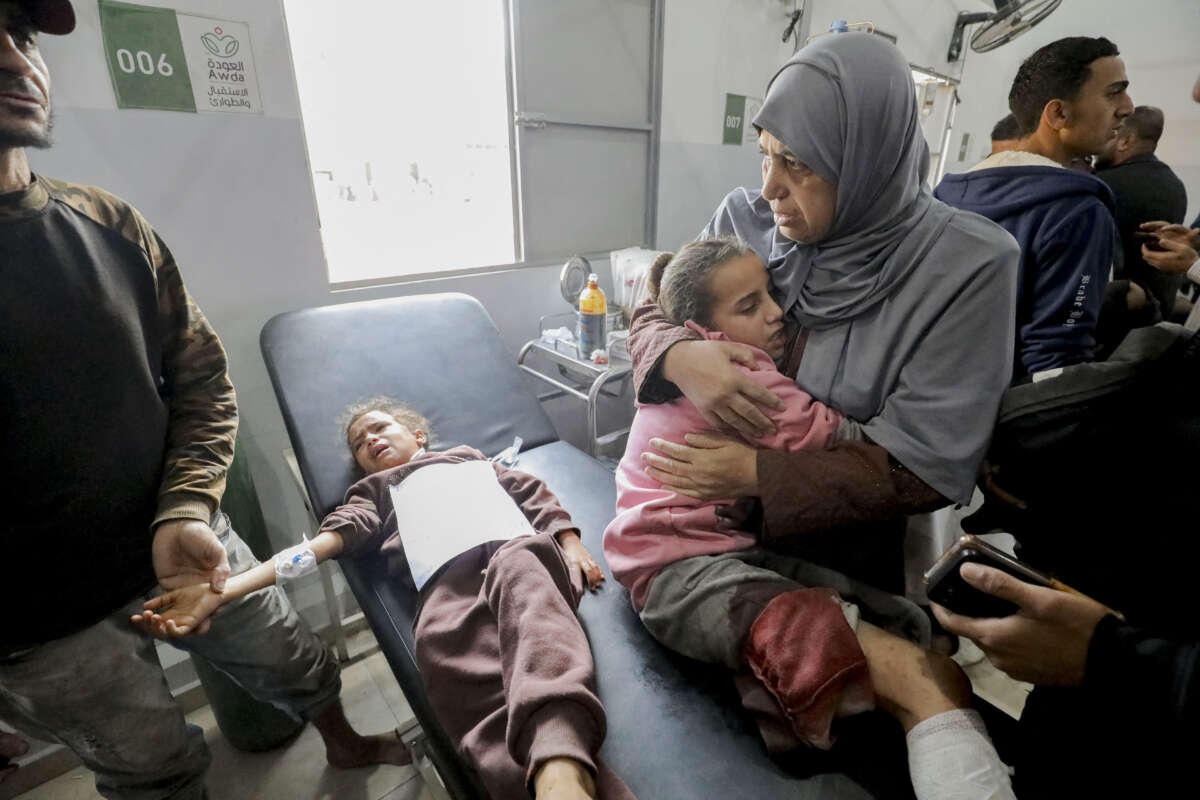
[260,292,901,799]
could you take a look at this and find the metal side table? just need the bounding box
[517,322,631,458]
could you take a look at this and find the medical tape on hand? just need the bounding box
[274,536,317,581]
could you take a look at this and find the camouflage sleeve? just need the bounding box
[145,223,238,527]
[40,178,238,526]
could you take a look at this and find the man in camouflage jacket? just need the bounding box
[0,3,406,796]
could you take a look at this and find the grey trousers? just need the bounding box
[0,513,341,800]
[639,548,931,669]
[638,549,933,750]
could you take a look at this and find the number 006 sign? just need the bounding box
[99,0,261,114]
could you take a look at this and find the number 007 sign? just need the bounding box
[99,0,262,114]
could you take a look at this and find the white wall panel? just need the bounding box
[519,126,649,260]
[515,0,654,124]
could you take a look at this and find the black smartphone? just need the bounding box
[1134,230,1168,251]
[924,534,1054,618]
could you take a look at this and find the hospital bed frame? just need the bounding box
[260,292,909,799]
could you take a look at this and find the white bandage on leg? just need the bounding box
[274,536,317,581]
[906,709,1016,800]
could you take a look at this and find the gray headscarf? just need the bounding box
[755,32,956,323]
[702,33,1020,503]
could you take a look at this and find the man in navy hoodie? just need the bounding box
[935,37,1133,381]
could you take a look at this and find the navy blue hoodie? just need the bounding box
[935,154,1116,379]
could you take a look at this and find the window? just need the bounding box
[283,1,515,285]
[283,1,662,287]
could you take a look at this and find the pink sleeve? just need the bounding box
[744,361,843,453]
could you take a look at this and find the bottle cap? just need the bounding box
[587,273,599,284]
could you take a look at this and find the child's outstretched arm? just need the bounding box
[131,530,346,638]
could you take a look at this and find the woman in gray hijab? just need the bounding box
[627,32,1020,798]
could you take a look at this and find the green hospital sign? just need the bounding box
[722,93,746,146]
[99,0,195,112]
[97,2,262,115]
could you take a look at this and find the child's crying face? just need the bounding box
[348,411,426,474]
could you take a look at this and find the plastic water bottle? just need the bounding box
[577,273,607,360]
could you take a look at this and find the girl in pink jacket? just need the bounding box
[604,248,852,610]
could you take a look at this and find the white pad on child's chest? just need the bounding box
[389,460,534,589]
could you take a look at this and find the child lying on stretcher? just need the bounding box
[603,237,1015,799]
[136,400,632,800]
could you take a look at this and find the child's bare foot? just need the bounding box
[325,730,412,769]
[313,700,411,769]
[533,757,596,799]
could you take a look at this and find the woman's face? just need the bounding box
[758,129,837,244]
[707,253,786,360]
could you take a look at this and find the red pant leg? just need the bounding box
[743,588,874,750]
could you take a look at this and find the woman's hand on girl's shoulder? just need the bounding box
[662,340,784,437]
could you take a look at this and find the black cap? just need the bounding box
[19,0,75,35]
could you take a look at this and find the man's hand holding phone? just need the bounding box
[923,534,1055,618]
[1137,222,1200,275]
[931,564,1113,686]
[1139,220,1200,249]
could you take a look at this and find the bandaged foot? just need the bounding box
[533,756,597,799]
[325,729,412,769]
[906,709,1015,800]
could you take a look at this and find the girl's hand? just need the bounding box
[662,340,783,438]
[642,433,759,500]
[555,531,605,590]
[131,583,223,638]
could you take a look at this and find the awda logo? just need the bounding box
[200,26,239,58]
